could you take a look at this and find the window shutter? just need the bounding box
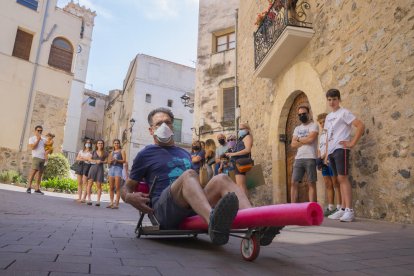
[12,29,33,60]
[223,88,235,122]
[48,38,73,72]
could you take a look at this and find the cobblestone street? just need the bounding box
[0,184,413,276]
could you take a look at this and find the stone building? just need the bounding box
[103,54,195,165]
[193,0,239,140]
[195,0,413,223]
[0,0,95,175]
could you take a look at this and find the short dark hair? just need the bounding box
[34,125,43,130]
[297,105,310,113]
[326,88,341,99]
[147,108,174,126]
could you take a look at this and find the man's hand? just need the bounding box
[339,140,354,149]
[125,192,154,213]
[126,192,153,213]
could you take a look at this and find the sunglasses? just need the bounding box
[36,129,43,132]
[227,139,235,141]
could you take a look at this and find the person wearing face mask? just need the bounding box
[75,139,92,203]
[290,105,319,203]
[121,108,260,246]
[226,123,253,195]
[214,134,228,175]
[191,140,205,174]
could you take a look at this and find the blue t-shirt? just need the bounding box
[191,150,205,173]
[130,144,192,204]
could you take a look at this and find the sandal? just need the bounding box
[208,192,239,245]
[111,205,119,209]
[106,204,113,208]
[95,202,100,207]
[86,201,92,206]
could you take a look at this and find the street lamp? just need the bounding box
[180,93,194,109]
[129,118,135,132]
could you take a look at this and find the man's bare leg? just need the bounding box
[27,169,38,190]
[170,171,251,225]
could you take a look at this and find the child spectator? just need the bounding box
[44,133,55,164]
[317,113,341,216]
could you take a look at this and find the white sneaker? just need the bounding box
[328,209,345,220]
[340,209,355,222]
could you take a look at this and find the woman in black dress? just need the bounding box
[86,140,108,206]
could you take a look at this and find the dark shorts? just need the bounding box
[321,164,334,177]
[153,186,195,230]
[328,148,350,176]
[78,162,91,177]
[31,157,45,171]
[232,160,246,176]
[292,158,317,183]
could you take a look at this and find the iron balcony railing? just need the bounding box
[254,0,312,69]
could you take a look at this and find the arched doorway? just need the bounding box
[285,92,311,203]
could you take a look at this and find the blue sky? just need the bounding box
[57,0,199,94]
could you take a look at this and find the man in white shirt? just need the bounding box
[290,106,319,203]
[325,89,365,222]
[27,125,46,195]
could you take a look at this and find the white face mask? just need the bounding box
[154,123,174,144]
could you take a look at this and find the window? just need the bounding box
[48,37,73,72]
[85,119,97,140]
[223,87,236,122]
[216,32,235,53]
[88,97,96,107]
[173,119,182,143]
[145,94,151,103]
[167,99,173,107]
[16,0,38,11]
[12,29,33,60]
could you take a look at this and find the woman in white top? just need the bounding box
[75,139,92,202]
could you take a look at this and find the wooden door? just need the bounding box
[285,92,310,202]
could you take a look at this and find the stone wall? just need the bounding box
[237,0,414,223]
[0,91,68,178]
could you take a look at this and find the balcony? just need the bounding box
[254,0,314,79]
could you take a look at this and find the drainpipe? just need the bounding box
[234,9,239,134]
[19,0,51,151]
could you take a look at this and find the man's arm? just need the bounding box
[298,131,318,145]
[29,136,41,150]
[340,118,365,148]
[121,178,153,213]
[291,135,301,149]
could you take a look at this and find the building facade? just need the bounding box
[0,0,95,175]
[103,54,195,165]
[193,0,239,140]
[195,0,414,223]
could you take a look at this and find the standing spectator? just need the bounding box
[290,106,319,203]
[226,134,237,152]
[226,123,253,195]
[191,140,205,174]
[200,141,206,151]
[317,113,341,216]
[214,134,228,175]
[26,125,46,195]
[107,139,126,209]
[325,89,365,222]
[204,139,216,180]
[75,139,92,203]
[86,140,108,206]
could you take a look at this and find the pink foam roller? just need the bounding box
[135,182,149,194]
[179,202,323,230]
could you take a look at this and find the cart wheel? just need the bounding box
[240,235,260,261]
